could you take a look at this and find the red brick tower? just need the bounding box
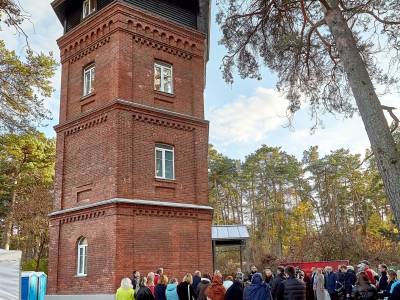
[48,0,212,298]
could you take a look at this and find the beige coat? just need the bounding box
[316,274,329,300]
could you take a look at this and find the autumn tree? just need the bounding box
[0,0,57,132]
[0,132,55,251]
[216,0,400,227]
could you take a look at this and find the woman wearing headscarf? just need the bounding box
[243,273,272,300]
[205,274,226,300]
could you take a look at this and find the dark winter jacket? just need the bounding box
[377,271,388,292]
[193,275,202,292]
[196,279,211,300]
[244,273,272,300]
[345,269,357,297]
[277,276,306,300]
[224,280,243,300]
[136,287,155,300]
[352,284,378,300]
[265,275,274,287]
[271,274,285,300]
[155,284,167,300]
[177,282,196,300]
[337,271,346,287]
[248,271,257,283]
[326,272,337,294]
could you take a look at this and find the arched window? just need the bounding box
[77,237,88,276]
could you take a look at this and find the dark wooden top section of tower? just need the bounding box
[51,0,210,35]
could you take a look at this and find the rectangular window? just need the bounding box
[83,0,96,19]
[155,144,174,180]
[154,62,173,94]
[77,240,88,276]
[83,64,95,96]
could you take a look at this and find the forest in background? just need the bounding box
[209,132,400,273]
[0,131,399,273]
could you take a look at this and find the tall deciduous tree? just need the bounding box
[0,0,57,132]
[216,0,400,227]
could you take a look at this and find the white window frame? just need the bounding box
[155,144,175,180]
[82,0,96,19]
[77,237,88,276]
[83,64,95,97]
[154,62,173,94]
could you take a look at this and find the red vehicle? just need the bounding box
[282,260,350,276]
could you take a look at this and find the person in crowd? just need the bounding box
[166,278,179,300]
[389,271,400,298]
[344,266,357,300]
[147,272,156,296]
[155,275,168,300]
[264,268,274,287]
[271,266,286,300]
[136,277,155,300]
[336,265,347,291]
[277,266,306,300]
[390,281,400,300]
[193,271,202,292]
[351,272,377,300]
[381,270,397,299]
[196,275,211,300]
[116,277,135,300]
[177,273,196,300]
[249,265,258,282]
[154,268,164,286]
[223,276,234,290]
[244,272,272,300]
[310,267,318,300]
[132,271,141,292]
[315,269,327,300]
[325,266,337,300]
[303,270,314,300]
[358,261,376,285]
[236,269,244,282]
[206,274,226,300]
[377,264,388,292]
[224,273,244,300]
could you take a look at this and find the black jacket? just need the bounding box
[352,284,378,300]
[136,287,155,300]
[155,284,167,300]
[224,280,244,300]
[344,269,357,296]
[177,282,196,300]
[271,274,285,300]
[277,277,306,300]
[377,272,388,292]
[193,275,202,292]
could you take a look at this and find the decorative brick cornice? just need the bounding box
[69,36,111,64]
[134,207,198,218]
[132,34,193,60]
[64,115,108,136]
[59,210,106,225]
[133,113,195,132]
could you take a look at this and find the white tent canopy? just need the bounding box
[0,248,22,300]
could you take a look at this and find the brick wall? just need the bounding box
[49,1,212,295]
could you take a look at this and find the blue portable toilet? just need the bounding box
[37,272,47,300]
[21,272,39,300]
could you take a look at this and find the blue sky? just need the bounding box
[1,0,397,160]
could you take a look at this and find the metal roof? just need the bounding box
[212,225,249,241]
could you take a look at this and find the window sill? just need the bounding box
[80,92,96,102]
[155,178,177,189]
[154,91,175,103]
[75,274,87,278]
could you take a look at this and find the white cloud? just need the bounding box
[207,87,289,145]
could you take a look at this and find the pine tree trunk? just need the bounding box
[324,1,400,227]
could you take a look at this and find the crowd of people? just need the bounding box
[115,261,400,300]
